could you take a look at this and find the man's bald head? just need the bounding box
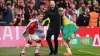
[50,1,55,9]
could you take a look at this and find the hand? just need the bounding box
[10,22,13,26]
[18,23,22,26]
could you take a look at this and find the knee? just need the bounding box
[27,40,32,45]
[37,40,41,43]
[25,44,30,48]
[62,40,66,43]
[36,39,41,43]
[66,40,70,44]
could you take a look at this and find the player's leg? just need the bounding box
[66,40,70,48]
[35,38,41,54]
[39,34,45,46]
[63,39,72,54]
[31,34,42,56]
[65,34,75,49]
[20,36,32,56]
[69,34,75,41]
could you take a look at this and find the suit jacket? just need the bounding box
[43,6,61,34]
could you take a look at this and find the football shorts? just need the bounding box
[29,34,39,40]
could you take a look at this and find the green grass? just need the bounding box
[0,46,100,56]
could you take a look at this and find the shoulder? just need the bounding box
[29,19,38,25]
[32,19,38,22]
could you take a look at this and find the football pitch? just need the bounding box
[0,46,100,56]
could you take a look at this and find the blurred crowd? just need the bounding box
[0,0,100,26]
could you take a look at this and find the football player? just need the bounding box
[20,13,44,56]
[58,8,78,56]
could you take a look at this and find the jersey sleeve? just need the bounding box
[26,21,36,30]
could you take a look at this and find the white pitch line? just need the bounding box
[78,50,100,56]
[42,47,79,56]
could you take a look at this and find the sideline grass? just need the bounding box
[0,46,100,56]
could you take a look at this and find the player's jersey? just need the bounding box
[26,19,38,34]
[34,18,43,36]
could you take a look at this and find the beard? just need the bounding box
[51,7,55,10]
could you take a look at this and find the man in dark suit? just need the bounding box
[43,1,61,56]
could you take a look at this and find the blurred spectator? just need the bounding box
[93,1,100,13]
[76,3,90,26]
[88,7,99,27]
[80,0,84,3]
[38,2,47,15]
[11,2,15,22]
[35,0,40,9]
[65,0,70,9]
[77,3,90,17]
[10,14,22,26]
[24,0,29,5]
[17,0,25,26]
[69,0,78,9]
[24,0,37,25]
[0,1,3,21]
[3,2,13,25]
[86,0,93,12]
[68,4,77,23]
[74,0,79,9]
[76,13,90,26]
[10,6,22,26]
[9,0,24,26]
[0,0,99,26]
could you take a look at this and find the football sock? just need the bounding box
[35,43,41,53]
[21,44,30,53]
[66,47,72,53]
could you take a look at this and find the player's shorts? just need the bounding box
[62,24,78,40]
[29,34,39,41]
[38,34,45,38]
[68,34,75,40]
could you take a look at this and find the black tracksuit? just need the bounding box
[43,6,61,54]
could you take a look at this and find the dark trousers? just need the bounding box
[46,29,59,53]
